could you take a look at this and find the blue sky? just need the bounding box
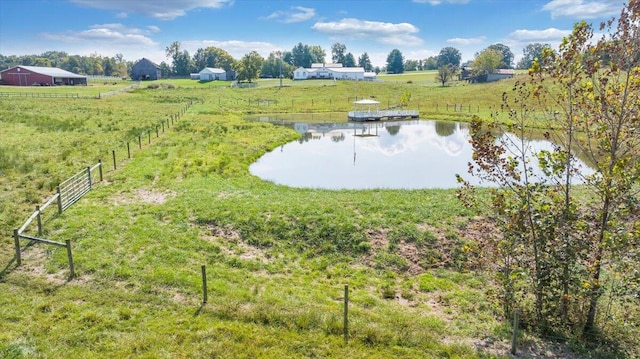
[0,0,625,67]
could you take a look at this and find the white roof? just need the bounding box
[354,99,380,105]
[5,66,86,78]
[329,67,365,73]
[311,63,342,68]
[364,72,377,77]
[200,67,226,74]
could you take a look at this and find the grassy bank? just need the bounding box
[1,77,635,358]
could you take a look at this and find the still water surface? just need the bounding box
[249,118,592,190]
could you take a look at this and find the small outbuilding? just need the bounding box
[198,67,231,81]
[0,66,87,86]
[131,58,161,80]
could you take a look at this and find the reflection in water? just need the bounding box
[248,119,592,190]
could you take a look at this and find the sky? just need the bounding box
[0,0,627,68]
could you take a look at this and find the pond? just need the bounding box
[248,117,594,190]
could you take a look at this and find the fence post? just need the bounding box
[162,121,165,133]
[138,135,142,149]
[156,126,159,138]
[56,186,63,215]
[87,166,92,190]
[14,229,21,266]
[112,150,117,170]
[127,142,131,159]
[98,160,103,182]
[66,240,75,279]
[344,284,349,343]
[201,265,208,304]
[511,310,519,355]
[36,205,42,236]
[148,131,151,144]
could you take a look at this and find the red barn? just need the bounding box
[0,66,87,86]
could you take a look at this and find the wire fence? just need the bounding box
[10,100,195,279]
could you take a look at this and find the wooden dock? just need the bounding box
[348,110,419,121]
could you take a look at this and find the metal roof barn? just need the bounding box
[0,66,87,86]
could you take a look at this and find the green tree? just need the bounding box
[291,42,312,68]
[260,51,293,78]
[437,47,461,68]
[193,46,235,71]
[472,48,502,77]
[436,64,456,86]
[487,43,514,68]
[386,49,404,74]
[173,50,193,77]
[234,51,263,82]
[343,52,356,67]
[331,42,346,64]
[309,45,326,64]
[358,52,373,71]
[404,59,419,71]
[458,0,640,343]
[423,56,438,70]
[517,43,552,69]
[114,53,128,77]
[102,57,115,76]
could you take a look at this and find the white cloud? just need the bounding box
[507,28,572,42]
[541,0,620,19]
[70,0,233,20]
[181,40,280,60]
[405,49,439,60]
[312,18,423,47]
[447,36,486,45]
[41,23,158,47]
[412,0,470,4]
[264,6,316,23]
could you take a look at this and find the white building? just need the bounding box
[293,63,373,81]
[199,67,228,81]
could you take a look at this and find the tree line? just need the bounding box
[0,41,550,83]
[0,51,129,77]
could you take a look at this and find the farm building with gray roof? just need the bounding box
[0,66,87,86]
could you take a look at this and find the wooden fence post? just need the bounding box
[112,150,117,170]
[344,284,349,343]
[138,135,142,149]
[201,265,208,304]
[148,131,151,144]
[162,121,165,133]
[127,142,131,159]
[14,229,21,266]
[56,186,63,215]
[98,160,103,182]
[66,240,75,279]
[511,310,519,355]
[36,205,42,236]
[87,166,92,189]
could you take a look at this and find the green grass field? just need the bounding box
[0,75,636,358]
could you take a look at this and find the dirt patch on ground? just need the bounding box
[14,243,92,285]
[201,224,269,263]
[110,189,175,205]
[361,218,498,275]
